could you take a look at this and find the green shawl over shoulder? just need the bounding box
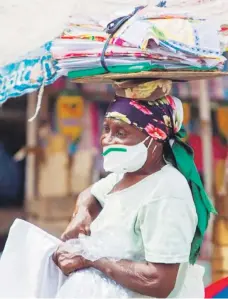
[169,126,217,264]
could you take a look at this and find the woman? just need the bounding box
[54,80,216,298]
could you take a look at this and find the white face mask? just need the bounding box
[102,137,156,174]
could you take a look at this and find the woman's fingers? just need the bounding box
[52,250,58,266]
[61,230,77,241]
[52,243,67,264]
[61,221,81,241]
[55,251,86,275]
[57,256,73,275]
[61,227,89,241]
[60,233,68,242]
[61,211,92,241]
[84,226,91,236]
[52,244,64,266]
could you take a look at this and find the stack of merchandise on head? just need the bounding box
[1,0,228,104]
[52,6,227,82]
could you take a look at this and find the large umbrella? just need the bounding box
[0,0,227,68]
[0,0,79,67]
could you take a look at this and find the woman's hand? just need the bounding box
[53,243,90,276]
[61,209,93,241]
[61,187,102,241]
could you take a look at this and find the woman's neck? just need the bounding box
[109,157,165,194]
[127,153,165,177]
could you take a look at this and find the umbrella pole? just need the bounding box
[25,92,38,202]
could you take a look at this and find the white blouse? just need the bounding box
[90,164,205,298]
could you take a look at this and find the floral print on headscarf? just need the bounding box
[105,95,183,141]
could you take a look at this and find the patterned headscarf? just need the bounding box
[105,95,216,264]
[106,95,182,141]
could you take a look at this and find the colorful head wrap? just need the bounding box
[106,95,182,141]
[105,95,216,264]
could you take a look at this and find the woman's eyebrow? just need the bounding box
[114,123,128,130]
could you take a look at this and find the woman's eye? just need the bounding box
[116,130,126,138]
[103,125,110,133]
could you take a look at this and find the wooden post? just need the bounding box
[25,92,38,201]
[25,86,79,237]
[199,80,213,198]
[199,80,215,282]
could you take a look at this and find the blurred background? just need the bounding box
[0,73,228,286]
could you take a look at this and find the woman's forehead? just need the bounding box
[104,117,147,136]
[104,117,131,128]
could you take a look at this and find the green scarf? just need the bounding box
[167,126,217,264]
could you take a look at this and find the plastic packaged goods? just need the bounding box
[0,219,205,298]
[55,235,135,298]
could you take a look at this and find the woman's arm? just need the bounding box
[89,258,179,298]
[61,173,119,241]
[73,186,102,216]
[61,186,102,241]
[54,244,179,298]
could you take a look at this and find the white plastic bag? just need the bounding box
[56,268,134,298]
[0,220,135,298]
[56,233,136,298]
[0,219,205,298]
[175,264,205,298]
[0,219,65,298]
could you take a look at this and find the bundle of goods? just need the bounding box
[1,0,228,104]
[52,5,228,82]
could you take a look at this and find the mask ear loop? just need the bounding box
[143,136,154,148]
[143,136,150,143]
[148,137,153,149]
[151,144,157,155]
[143,136,157,154]
[147,137,157,156]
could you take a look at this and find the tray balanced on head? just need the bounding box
[71,70,228,84]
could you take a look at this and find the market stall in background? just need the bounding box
[0,2,228,295]
[0,74,217,284]
[0,75,228,284]
[0,74,227,285]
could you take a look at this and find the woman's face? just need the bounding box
[101,117,164,173]
[101,117,148,148]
